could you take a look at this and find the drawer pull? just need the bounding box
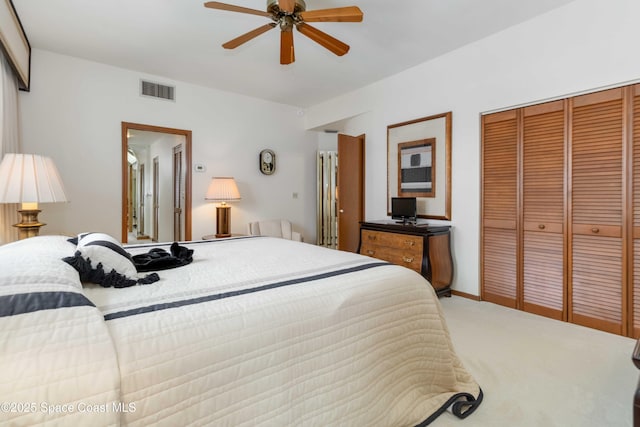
[538,224,545,230]
[402,256,414,263]
[367,250,375,256]
[367,235,377,241]
[404,240,415,246]
[591,228,599,233]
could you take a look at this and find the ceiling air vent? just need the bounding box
[140,80,175,101]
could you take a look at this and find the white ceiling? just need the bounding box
[14,0,576,108]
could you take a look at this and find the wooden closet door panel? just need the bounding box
[633,85,640,337]
[571,88,624,334]
[483,228,517,306]
[523,232,564,318]
[482,111,517,306]
[522,101,565,319]
[572,235,622,334]
[634,238,640,337]
[572,89,623,226]
[523,101,565,225]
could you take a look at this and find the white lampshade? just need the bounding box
[0,153,68,204]
[205,177,241,202]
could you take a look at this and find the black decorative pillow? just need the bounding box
[63,232,159,288]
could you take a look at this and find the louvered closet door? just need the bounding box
[522,101,566,320]
[482,110,518,308]
[632,84,640,338]
[570,88,624,335]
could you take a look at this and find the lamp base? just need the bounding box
[14,209,45,240]
[216,205,231,238]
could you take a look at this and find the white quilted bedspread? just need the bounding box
[0,235,481,426]
[0,236,120,426]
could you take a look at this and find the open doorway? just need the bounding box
[316,132,365,252]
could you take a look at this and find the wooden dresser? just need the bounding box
[358,220,453,297]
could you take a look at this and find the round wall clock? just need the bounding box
[259,149,276,175]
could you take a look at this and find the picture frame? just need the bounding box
[0,0,30,90]
[397,138,435,198]
[387,112,452,220]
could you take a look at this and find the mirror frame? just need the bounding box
[121,122,192,243]
[386,112,452,220]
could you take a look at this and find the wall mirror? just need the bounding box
[121,122,192,243]
[387,112,452,220]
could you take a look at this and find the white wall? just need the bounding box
[305,0,640,296]
[19,49,317,242]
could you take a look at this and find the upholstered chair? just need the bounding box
[247,219,302,242]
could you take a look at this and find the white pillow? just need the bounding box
[63,232,159,288]
[0,235,81,289]
[77,232,138,277]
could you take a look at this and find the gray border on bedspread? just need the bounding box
[0,291,95,317]
[104,261,390,321]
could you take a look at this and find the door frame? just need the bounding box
[121,122,192,243]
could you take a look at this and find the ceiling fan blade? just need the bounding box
[222,23,277,49]
[279,0,295,13]
[280,31,295,65]
[204,1,272,18]
[297,23,350,56]
[299,6,363,22]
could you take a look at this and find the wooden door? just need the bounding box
[481,110,518,308]
[128,164,135,233]
[522,100,566,320]
[153,157,159,242]
[138,163,145,236]
[337,133,365,253]
[569,88,625,335]
[631,84,640,338]
[173,144,184,241]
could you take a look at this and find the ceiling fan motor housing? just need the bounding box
[267,0,306,15]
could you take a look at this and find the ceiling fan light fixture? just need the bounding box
[279,16,295,31]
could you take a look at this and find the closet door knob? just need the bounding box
[538,224,545,230]
[592,228,599,233]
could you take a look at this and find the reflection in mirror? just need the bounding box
[121,122,192,244]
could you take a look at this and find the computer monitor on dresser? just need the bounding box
[391,197,417,224]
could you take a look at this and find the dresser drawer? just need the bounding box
[360,243,422,273]
[360,230,423,274]
[361,230,423,251]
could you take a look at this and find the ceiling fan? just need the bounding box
[204,1,363,65]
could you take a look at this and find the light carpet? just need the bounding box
[433,296,636,427]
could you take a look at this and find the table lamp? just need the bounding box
[205,177,241,238]
[0,153,68,239]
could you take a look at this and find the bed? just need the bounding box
[0,234,482,426]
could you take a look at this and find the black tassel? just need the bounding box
[63,252,155,288]
[138,273,160,285]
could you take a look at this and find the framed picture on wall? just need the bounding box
[387,112,451,220]
[397,138,435,198]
